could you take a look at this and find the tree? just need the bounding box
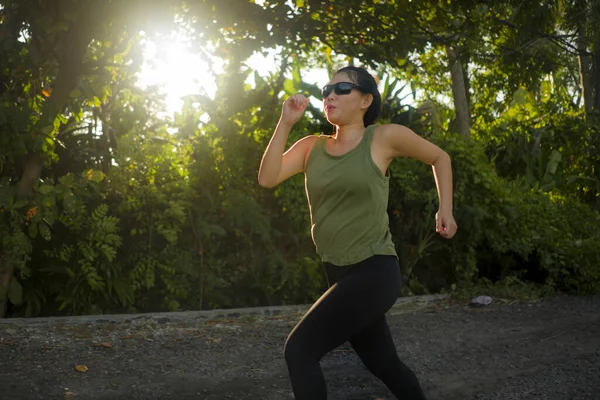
[0,0,179,316]
[560,0,600,115]
[1,0,599,318]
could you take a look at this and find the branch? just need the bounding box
[490,16,593,56]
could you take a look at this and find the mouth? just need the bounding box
[325,105,336,112]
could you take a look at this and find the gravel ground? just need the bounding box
[1,295,599,400]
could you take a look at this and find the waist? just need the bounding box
[324,254,402,286]
[311,209,396,265]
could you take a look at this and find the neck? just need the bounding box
[333,121,365,141]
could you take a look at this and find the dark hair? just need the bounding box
[335,66,381,127]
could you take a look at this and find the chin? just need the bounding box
[326,115,342,126]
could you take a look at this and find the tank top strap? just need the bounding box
[360,124,377,151]
[316,134,330,147]
[306,134,330,170]
[314,134,330,155]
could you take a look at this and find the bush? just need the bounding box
[388,131,600,294]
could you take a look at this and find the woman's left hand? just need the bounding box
[436,211,457,239]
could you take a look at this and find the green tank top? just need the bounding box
[304,124,398,266]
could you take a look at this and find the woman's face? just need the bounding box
[323,72,372,126]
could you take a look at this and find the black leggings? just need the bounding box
[283,255,427,399]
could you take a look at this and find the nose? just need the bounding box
[323,91,335,102]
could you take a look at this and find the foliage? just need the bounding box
[450,276,557,302]
[41,202,125,315]
[0,170,114,315]
[1,0,599,317]
[479,85,600,211]
[388,130,600,295]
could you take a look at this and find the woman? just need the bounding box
[258,66,457,399]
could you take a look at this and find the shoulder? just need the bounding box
[296,134,323,168]
[372,123,411,138]
[373,123,445,162]
[289,134,321,150]
[372,123,413,148]
[371,123,422,159]
[297,134,323,144]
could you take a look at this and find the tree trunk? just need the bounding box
[199,240,205,310]
[593,38,600,112]
[578,26,594,114]
[0,7,98,317]
[188,208,205,310]
[462,53,472,113]
[0,257,13,317]
[446,46,471,137]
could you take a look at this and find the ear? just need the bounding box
[361,93,373,110]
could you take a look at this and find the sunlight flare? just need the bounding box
[137,33,218,117]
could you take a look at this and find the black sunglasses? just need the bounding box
[321,82,367,98]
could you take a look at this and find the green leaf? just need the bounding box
[13,199,28,209]
[292,66,301,84]
[58,174,75,187]
[39,125,54,135]
[28,222,38,239]
[37,184,53,195]
[545,150,562,176]
[39,221,51,241]
[42,195,56,207]
[63,192,78,214]
[58,299,71,311]
[283,79,295,95]
[88,96,102,107]
[69,89,82,99]
[8,277,23,306]
[84,169,105,183]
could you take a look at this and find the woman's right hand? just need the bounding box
[281,94,310,126]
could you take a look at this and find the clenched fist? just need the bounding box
[280,94,310,126]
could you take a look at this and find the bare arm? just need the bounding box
[258,94,312,188]
[258,122,316,188]
[381,124,457,238]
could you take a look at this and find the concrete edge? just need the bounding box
[0,294,450,327]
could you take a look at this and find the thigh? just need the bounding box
[286,258,400,359]
[285,281,368,360]
[349,315,397,360]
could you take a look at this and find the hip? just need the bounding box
[323,254,402,288]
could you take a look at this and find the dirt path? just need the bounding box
[1,295,599,400]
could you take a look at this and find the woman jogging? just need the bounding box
[258,66,457,400]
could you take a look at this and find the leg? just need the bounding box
[283,284,342,400]
[284,257,402,400]
[350,316,427,400]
